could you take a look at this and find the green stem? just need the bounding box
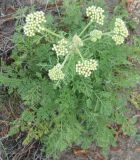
[55,54,70,87]
[61,54,70,68]
[83,33,90,39]
[83,37,90,42]
[75,47,84,61]
[79,21,92,37]
[93,91,102,104]
[45,28,63,39]
[83,32,112,42]
[103,32,112,36]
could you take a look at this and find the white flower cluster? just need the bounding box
[90,30,103,42]
[112,18,129,45]
[112,35,125,45]
[48,63,65,81]
[52,39,69,56]
[72,35,83,47]
[23,11,46,37]
[86,6,105,25]
[76,59,98,77]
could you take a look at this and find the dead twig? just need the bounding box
[8,99,17,119]
[133,114,140,118]
[12,141,36,160]
[0,140,9,160]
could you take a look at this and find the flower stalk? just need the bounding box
[79,21,93,37]
[75,47,84,61]
[45,28,63,39]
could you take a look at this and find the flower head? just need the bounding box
[48,64,65,81]
[114,18,128,38]
[90,30,103,42]
[72,35,83,47]
[23,11,46,37]
[112,35,124,45]
[86,6,105,25]
[52,39,69,56]
[112,18,129,45]
[76,59,98,77]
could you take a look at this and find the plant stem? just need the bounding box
[61,54,70,68]
[103,32,112,36]
[75,47,84,61]
[55,0,61,18]
[83,37,90,42]
[83,33,90,39]
[45,28,63,39]
[93,91,102,104]
[79,21,92,37]
[55,54,71,87]
[83,32,112,42]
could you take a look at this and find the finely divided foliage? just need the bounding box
[0,2,140,159]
